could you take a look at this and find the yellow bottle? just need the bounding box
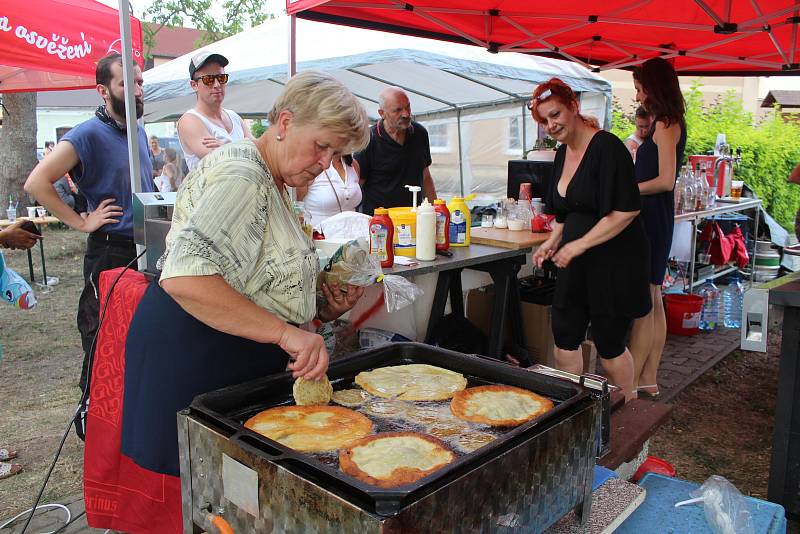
[446,194,475,247]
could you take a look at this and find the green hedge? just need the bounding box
[611,82,800,231]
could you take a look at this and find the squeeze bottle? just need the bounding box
[415,198,436,261]
[447,196,472,247]
[433,199,450,251]
[369,208,394,268]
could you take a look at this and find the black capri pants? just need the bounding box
[552,306,632,359]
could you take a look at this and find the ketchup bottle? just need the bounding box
[433,199,450,251]
[369,208,394,268]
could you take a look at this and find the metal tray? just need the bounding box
[189,342,594,516]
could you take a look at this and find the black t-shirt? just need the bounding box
[546,130,651,317]
[356,120,432,215]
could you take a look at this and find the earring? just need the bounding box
[276,134,283,141]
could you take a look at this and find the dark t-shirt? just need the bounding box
[546,130,651,317]
[62,117,155,237]
[356,120,432,215]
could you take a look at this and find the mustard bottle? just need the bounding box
[447,195,473,247]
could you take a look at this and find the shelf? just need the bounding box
[674,198,762,222]
[688,265,740,289]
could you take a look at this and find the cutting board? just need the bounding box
[470,227,550,249]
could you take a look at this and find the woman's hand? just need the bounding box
[0,220,42,250]
[278,325,329,380]
[318,282,364,323]
[533,239,559,268]
[552,240,587,269]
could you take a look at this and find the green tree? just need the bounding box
[250,119,266,138]
[143,0,276,57]
[612,80,800,232]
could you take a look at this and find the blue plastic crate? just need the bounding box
[617,473,787,534]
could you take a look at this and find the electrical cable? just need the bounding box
[17,248,146,534]
[0,503,70,534]
[51,510,84,534]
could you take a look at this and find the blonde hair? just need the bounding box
[268,71,370,154]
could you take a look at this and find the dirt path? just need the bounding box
[0,226,789,525]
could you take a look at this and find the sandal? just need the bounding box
[637,385,662,401]
[0,448,17,461]
[0,462,22,480]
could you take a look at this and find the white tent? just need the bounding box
[143,17,612,197]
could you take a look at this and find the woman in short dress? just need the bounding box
[531,78,651,401]
[628,57,687,401]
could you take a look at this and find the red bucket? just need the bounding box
[665,294,704,336]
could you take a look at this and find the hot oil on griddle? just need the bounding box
[310,375,540,468]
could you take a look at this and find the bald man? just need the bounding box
[355,87,436,215]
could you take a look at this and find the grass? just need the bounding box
[0,226,86,520]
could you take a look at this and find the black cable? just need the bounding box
[52,510,86,534]
[19,248,146,534]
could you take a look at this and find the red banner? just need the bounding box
[0,0,143,92]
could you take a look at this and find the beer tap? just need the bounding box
[712,144,734,198]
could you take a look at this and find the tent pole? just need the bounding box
[521,102,527,158]
[288,15,297,77]
[117,0,145,269]
[457,108,464,196]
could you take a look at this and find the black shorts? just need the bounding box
[552,306,632,359]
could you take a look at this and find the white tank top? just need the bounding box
[303,158,362,227]
[180,108,246,171]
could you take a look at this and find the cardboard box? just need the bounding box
[466,288,596,373]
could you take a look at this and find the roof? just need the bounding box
[287,0,800,76]
[144,23,207,60]
[143,17,612,124]
[761,90,800,108]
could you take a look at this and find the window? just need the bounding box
[425,123,450,153]
[507,116,537,155]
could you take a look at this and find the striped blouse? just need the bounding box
[159,139,319,325]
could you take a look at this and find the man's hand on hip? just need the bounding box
[80,198,123,233]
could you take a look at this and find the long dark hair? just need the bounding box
[633,57,685,128]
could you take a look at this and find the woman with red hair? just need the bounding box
[628,57,687,401]
[531,78,651,401]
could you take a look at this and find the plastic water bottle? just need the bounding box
[698,279,720,331]
[723,275,745,328]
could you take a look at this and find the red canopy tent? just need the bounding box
[0,0,143,93]
[286,0,800,75]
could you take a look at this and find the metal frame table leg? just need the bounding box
[38,232,48,286]
[26,249,35,282]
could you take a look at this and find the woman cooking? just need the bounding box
[531,78,651,402]
[120,72,370,523]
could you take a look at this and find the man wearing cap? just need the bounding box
[356,86,436,215]
[24,53,155,438]
[178,51,251,171]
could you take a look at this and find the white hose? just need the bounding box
[0,503,71,534]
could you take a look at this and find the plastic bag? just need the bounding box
[318,239,423,313]
[317,212,371,240]
[675,475,754,534]
[0,251,37,310]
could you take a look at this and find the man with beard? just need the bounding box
[356,87,436,215]
[177,51,251,171]
[25,53,154,438]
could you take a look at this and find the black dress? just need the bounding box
[634,123,687,285]
[121,282,290,476]
[547,130,651,319]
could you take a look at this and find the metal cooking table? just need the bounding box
[674,198,761,293]
[385,243,533,365]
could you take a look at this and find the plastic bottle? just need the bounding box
[682,169,695,214]
[433,199,450,251]
[723,275,745,328]
[415,198,436,261]
[447,196,471,247]
[698,279,720,331]
[369,208,394,268]
[6,195,16,223]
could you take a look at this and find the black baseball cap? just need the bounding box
[189,51,229,79]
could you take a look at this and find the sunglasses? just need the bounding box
[526,89,553,110]
[193,73,229,86]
